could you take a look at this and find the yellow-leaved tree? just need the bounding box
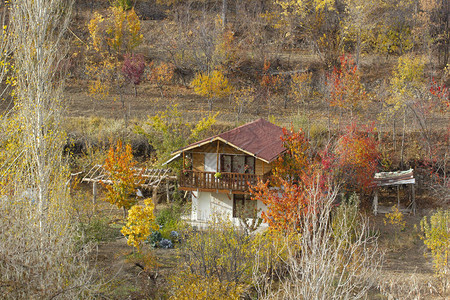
[192,69,232,112]
[420,210,450,285]
[275,0,341,66]
[121,198,158,250]
[86,5,143,125]
[148,61,175,98]
[0,0,97,297]
[384,54,425,165]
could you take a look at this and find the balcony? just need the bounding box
[179,170,268,194]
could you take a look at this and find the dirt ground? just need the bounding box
[87,200,446,299]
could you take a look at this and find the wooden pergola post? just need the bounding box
[92,182,97,213]
[166,179,170,204]
[152,186,158,212]
[92,182,97,204]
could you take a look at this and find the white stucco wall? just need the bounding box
[210,192,233,219]
[192,191,212,221]
[191,191,268,229]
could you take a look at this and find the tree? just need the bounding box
[420,209,450,285]
[331,123,379,193]
[192,69,232,112]
[252,189,382,299]
[342,0,379,67]
[12,0,73,226]
[384,54,426,165]
[290,72,312,113]
[121,198,158,250]
[86,5,143,124]
[171,218,251,299]
[426,78,449,203]
[250,127,316,232]
[122,53,146,97]
[0,0,96,297]
[137,105,218,165]
[416,0,450,66]
[259,59,281,116]
[232,86,255,123]
[101,140,143,217]
[326,54,367,120]
[148,61,174,98]
[276,0,343,66]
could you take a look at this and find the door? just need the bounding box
[204,153,218,172]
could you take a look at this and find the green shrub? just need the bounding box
[156,205,185,242]
[332,193,361,246]
[147,230,162,248]
[179,218,254,288]
[76,218,120,245]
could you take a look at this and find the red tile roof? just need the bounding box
[173,118,286,163]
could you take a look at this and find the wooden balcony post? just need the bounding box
[182,151,185,169]
[216,140,220,172]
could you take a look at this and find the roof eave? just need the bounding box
[172,137,284,164]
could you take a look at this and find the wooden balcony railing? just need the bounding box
[179,170,268,193]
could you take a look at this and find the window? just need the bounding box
[233,194,257,218]
[221,155,255,174]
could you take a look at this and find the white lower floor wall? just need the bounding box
[191,191,268,229]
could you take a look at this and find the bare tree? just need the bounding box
[253,183,383,299]
[0,1,98,298]
[11,0,72,227]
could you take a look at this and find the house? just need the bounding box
[172,118,286,226]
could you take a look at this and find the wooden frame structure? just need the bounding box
[81,165,177,205]
[372,169,416,215]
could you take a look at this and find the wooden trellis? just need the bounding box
[81,165,177,206]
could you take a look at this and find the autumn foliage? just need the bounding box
[331,123,379,192]
[429,78,450,111]
[121,198,158,250]
[250,128,319,232]
[251,123,379,231]
[192,69,232,111]
[148,61,174,97]
[122,53,145,96]
[102,140,143,214]
[327,54,366,117]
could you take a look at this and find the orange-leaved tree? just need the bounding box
[326,54,366,119]
[250,127,320,232]
[259,59,281,115]
[102,140,144,218]
[148,61,175,98]
[332,123,379,193]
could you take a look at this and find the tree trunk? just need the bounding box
[222,0,227,28]
[356,28,361,69]
[393,117,396,152]
[400,106,406,168]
